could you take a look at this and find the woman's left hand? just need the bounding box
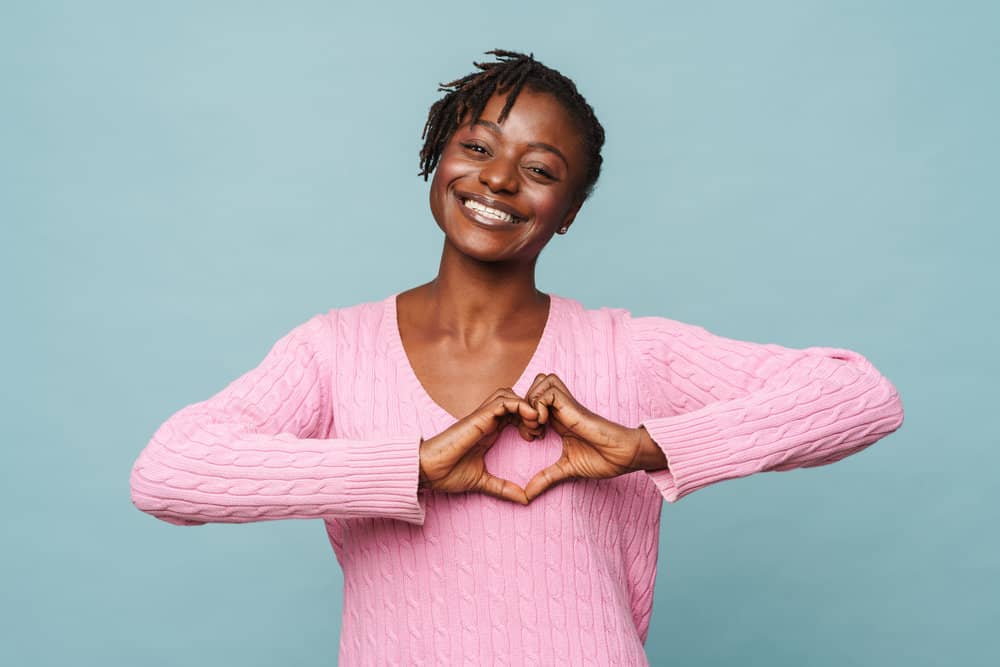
[522,373,668,501]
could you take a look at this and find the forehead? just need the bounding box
[464,89,586,156]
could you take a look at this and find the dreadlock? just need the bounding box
[419,49,605,202]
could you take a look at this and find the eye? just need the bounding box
[528,166,554,178]
[460,141,489,155]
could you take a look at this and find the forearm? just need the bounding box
[638,350,903,502]
[130,416,425,526]
[129,313,427,526]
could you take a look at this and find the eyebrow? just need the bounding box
[471,119,569,169]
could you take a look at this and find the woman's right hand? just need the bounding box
[418,388,542,505]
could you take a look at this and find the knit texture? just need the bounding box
[130,293,904,666]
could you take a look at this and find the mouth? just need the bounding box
[454,191,528,225]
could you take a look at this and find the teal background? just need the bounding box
[4,0,996,665]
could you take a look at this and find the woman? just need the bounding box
[130,50,905,665]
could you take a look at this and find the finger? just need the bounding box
[518,417,541,433]
[477,470,529,505]
[528,380,571,417]
[495,383,542,428]
[491,395,539,423]
[515,396,542,426]
[542,373,572,396]
[465,398,520,442]
[517,422,531,441]
[524,375,553,406]
[524,373,549,398]
[464,395,538,448]
[524,459,574,502]
[516,422,544,442]
[477,387,509,411]
[528,373,579,406]
[479,387,529,411]
[527,380,591,438]
[531,396,550,425]
[525,379,553,425]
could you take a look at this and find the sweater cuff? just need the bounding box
[344,434,426,525]
[640,411,747,502]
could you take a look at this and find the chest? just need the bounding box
[403,339,541,420]
[328,301,642,440]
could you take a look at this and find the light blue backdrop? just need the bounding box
[4,1,996,665]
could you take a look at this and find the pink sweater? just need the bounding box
[129,292,904,666]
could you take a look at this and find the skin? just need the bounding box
[398,87,668,505]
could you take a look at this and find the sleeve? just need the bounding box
[128,312,426,526]
[627,313,905,503]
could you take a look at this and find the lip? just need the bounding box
[454,190,528,223]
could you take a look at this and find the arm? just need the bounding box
[627,314,904,502]
[129,312,425,526]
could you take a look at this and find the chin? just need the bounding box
[444,221,542,264]
[447,234,519,263]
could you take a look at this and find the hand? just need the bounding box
[522,373,667,501]
[418,388,542,505]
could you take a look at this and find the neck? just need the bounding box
[415,240,549,336]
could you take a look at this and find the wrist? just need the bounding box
[418,438,429,489]
[631,426,669,472]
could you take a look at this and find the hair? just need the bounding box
[418,49,605,202]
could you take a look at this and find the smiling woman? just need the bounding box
[429,88,587,268]
[128,49,905,666]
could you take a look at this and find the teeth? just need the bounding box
[463,198,517,223]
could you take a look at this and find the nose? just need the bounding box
[478,154,519,194]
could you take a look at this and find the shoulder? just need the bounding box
[269,295,394,363]
[553,293,630,328]
[315,293,395,335]
[553,294,700,345]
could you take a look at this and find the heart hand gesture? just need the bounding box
[522,373,668,502]
[417,388,542,505]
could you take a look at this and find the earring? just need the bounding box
[558,226,568,234]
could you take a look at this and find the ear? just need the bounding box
[558,199,583,234]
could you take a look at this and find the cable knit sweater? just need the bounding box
[129,292,904,666]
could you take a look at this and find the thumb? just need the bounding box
[477,470,530,505]
[524,459,573,502]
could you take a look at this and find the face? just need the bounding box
[428,88,589,264]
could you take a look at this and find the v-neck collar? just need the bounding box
[384,291,562,425]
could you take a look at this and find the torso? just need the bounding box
[329,294,665,664]
[394,286,551,420]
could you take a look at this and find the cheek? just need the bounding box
[429,162,462,222]
[529,189,576,224]
[428,173,447,223]
[430,151,485,213]
[434,152,472,184]
[430,156,465,200]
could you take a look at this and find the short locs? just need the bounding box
[418,49,606,203]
